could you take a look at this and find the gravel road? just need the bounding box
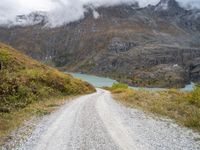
[2,89,200,150]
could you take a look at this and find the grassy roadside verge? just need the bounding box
[108,83,200,132]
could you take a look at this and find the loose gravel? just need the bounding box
[2,89,200,150]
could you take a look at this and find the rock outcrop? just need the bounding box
[190,57,200,83]
[131,64,187,88]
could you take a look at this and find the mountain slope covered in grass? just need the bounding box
[0,42,95,144]
[0,43,95,112]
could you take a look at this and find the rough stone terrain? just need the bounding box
[2,89,200,150]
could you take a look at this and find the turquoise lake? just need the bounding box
[67,72,195,92]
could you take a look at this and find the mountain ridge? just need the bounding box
[1,0,199,28]
[0,0,200,88]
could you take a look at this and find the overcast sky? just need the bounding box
[0,0,200,26]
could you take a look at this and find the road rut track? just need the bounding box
[2,89,200,150]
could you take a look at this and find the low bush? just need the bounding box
[111,83,128,90]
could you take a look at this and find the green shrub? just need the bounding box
[112,83,129,90]
[0,50,9,63]
[37,86,55,98]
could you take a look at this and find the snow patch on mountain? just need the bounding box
[155,1,169,10]
[15,12,48,26]
[93,10,100,19]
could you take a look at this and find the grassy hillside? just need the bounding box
[109,83,200,131]
[0,43,95,144]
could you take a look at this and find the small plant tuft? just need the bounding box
[111,83,128,90]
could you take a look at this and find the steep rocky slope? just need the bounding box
[0,0,200,88]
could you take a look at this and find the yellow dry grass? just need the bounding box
[109,84,200,132]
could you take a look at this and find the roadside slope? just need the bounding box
[0,42,95,144]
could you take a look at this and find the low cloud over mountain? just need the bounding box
[0,0,200,26]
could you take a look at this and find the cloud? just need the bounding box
[179,0,200,9]
[0,0,200,26]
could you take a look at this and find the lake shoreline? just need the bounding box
[66,72,195,92]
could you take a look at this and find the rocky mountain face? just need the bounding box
[0,0,200,88]
[2,11,48,27]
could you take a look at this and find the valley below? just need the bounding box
[1,0,200,88]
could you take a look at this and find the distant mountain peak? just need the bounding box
[156,0,170,10]
[154,0,186,16]
[15,11,48,26]
[155,0,180,11]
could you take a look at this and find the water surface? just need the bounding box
[68,72,117,87]
[67,72,194,92]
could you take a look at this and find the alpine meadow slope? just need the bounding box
[0,42,95,145]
